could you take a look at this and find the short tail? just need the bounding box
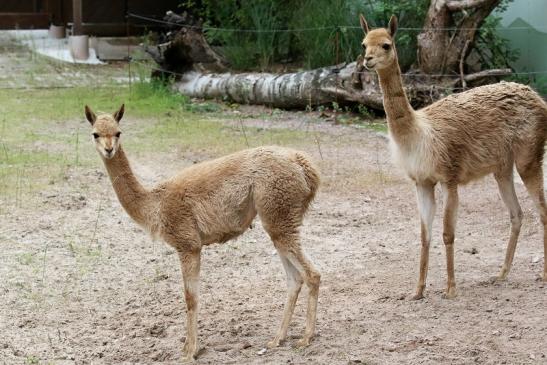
[293,152,320,211]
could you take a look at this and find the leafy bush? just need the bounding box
[179,0,517,74]
[181,0,293,70]
[476,0,519,69]
[290,0,362,69]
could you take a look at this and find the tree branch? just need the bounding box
[463,68,512,82]
[446,0,497,11]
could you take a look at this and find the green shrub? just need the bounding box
[178,0,516,74]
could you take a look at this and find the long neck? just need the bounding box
[377,56,416,139]
[102,146,152,227]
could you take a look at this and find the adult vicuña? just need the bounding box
[84,104,321,361]
[359,14,547,299]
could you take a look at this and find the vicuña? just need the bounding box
[84,104,321,361]
[359,14,547,299]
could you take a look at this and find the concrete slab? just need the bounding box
[7,29,104,65]
[94,37,144,61]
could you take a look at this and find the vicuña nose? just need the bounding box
[365,56,373,61]
[105,147,113,154]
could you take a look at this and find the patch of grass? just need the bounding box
[0,74,316,207]
[16,252,36,266]
[140,113,312,157]
[360,120,388,133]
[0,79,192,201]
[25,355,40,364]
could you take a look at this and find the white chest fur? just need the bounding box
[388,127,438,183]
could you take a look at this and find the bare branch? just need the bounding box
[446,0,498,11]
[459,40,471,90]
[464,68,512,82]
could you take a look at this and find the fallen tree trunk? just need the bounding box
[174,62,383,109]
[147,4,512,110]
[173,60,510,110]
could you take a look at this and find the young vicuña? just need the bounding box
[84,104,321,361]
[359,14,547,299]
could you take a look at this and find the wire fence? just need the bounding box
[121,13,547,106]
[0,11,545,98]
[127,12,547,32]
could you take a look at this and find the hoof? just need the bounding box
[489,275,507,284]
[411,293,424,301]
[182,354,196,363]
[441,291,457,299]
[296,337,311,348]
[267,339,281,349]
[182,342,198,362]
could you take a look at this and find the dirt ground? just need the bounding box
[1,31,547,365]
[1,105,547,365]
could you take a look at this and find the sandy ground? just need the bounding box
[1,105,547,365]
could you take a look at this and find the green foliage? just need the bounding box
[291,0,359,69]
[179,0,520,75]
[188,0,293,70]
[509,74,547,97]
[476,0,519,69]
[179,0,429,71]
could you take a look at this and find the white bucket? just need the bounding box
[69,35,89,60]
[49,25,65,39]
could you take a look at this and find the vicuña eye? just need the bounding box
[92,133,99,139]
[382,43,391,51]
[115,132,121,138]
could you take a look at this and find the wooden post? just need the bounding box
[72,0,82,35]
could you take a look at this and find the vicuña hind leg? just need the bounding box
[267,252,303,348]
[268,232,320,348]
[517,162,547,282]
[176,246,202,362]
[493,170,523,281]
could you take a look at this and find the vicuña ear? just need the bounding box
[85,105,97,125]
[359,14,370,34]
[388,15,398,37]
[113,104,125,123]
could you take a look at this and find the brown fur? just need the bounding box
[84,105,321,360]
[360,15,547,299]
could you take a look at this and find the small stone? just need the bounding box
[239,341,251,350]
[257,348,267,355]
[214,345,231,352]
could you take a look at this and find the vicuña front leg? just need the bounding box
[441,183,459,299]
[267,254,303,348]
[177,247,202,362]
[494,171,523,281]
[413,182,436,300]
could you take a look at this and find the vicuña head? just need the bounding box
[85,104,124,159]
[359,14,398,71]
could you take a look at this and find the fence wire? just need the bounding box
[127,12,547,33]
